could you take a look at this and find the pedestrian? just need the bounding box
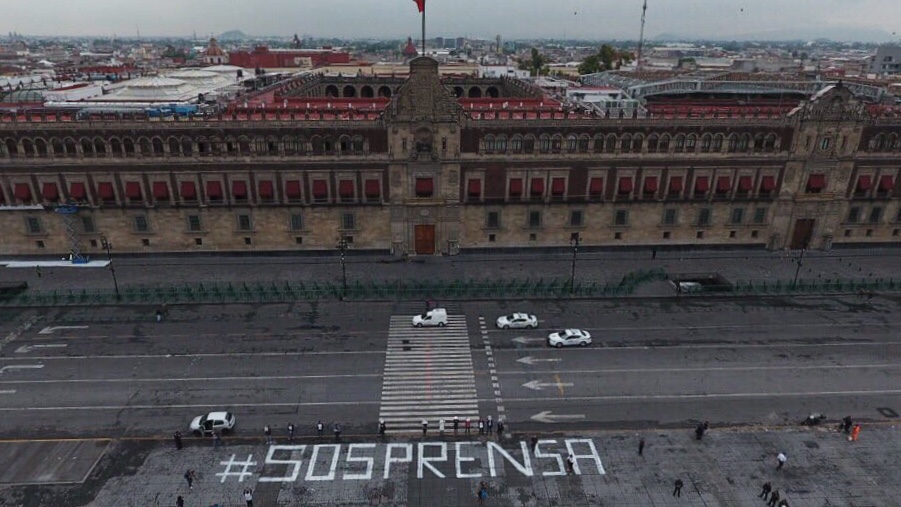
[478,419,485,435]
[652,248,657,260]
[850,423,861,441]
[465,417,471,435]
[673,478,683,497]
[530,436,539,453]
[453,416,459,435]
[174,431,183,450]
[497,420,505,439]
[638,437,645,456]
[379,419,387,437]
[243,488,253,507]
[422,419,428,437]
[439,418,445,436]
[776,452,786,469]
[183,469,195,489]
[842,416,853,434]
[287,423,295,442]
[695,423,705,440]
[487,415,494,435]
[778,499,788,507]
[213,430,222,448]
[759,481,772,500]
[566,454,575,474]
[156,309,162,322]
[176,495,184,507]
[316,420,324,437]
[767,490,780,507]
[476,481,488,505]
[704,421,709,432]
[264,425,272,445]
[333,423,341,441]
[35,266,42,278]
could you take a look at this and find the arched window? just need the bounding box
[593,134,605,153]
[3,139,17,156]
[94,138,107,156]
[342,85,356,98]
[352,136,364,153]
[21,138,34,157]
[311,136,324,155]
[51,138,64,156]
[700,134,712,153]
[738,134,751,151]
[753,133,765,152]
[620,134,632,152]
[685,134,697,152]
[81,138,94,157]
[869,134,884,151]
[631,134,643,153]
[511,135,523,153]
[539,135,551,153]
[339,135,352,153]
[713,134,724,152]
[604,135,617,153]
[523,135,535,153]
[727,134,739,152]
[138,137,152,155]
[296,136,307,155]
[673,134,685,153]
[647,135,659,153]
[551,134,563,153]
[764,134,777,152]
[196,137,210,155]
[886,134,898,152]
[181,137,193,155]
[35,138,48,157]
[168,137,180,155]
[484,135,496,153]
[322,137,334,153]
[65,138,78,156]
[152,138,164,155]
[496,135,508,153]
[566,134,578,152]
[267,136,280,155]
[579,135,590,153]
[658,134,670,152]
[282,136,296,155]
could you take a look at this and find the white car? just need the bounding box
[496,313,538,329]
[548,329,592,348]
[412,308,448,327]
[190,411,236,436]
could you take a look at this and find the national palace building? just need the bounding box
[1,57,901,257]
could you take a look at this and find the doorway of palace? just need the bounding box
[790,219,815,249]
[414,225,436,255]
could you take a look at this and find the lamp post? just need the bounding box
[569,234,580,294]
[99,235,120,299]
[337,235,349,299]
[792,248,806,287]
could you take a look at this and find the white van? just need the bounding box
[412,308,448,327]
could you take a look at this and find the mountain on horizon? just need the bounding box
[652,26,895,43]
[218,30,247,41]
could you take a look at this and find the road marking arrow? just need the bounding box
[517,356,562,365]
[15,344,68,354]
[522,380,575,391]
[0,364,44,375]
[39,326,88,335]
[512,337,545,344]
[530,411,586,424]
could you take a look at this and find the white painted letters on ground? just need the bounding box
[487,441,533,477]
[565,439,606,475]
[384,443,413,479]
[305,445,341,481]
[344,443,376,480]
[455,442,482,478]
[417,443,447,479]
[259,445,306,483]
[535,440,566,476]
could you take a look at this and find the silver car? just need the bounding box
[496,313,538,329]
[547,329,592,348]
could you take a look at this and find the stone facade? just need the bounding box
[1,59,900,256]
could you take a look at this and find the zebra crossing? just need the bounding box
[379,314,480,433]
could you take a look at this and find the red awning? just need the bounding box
[509,178,523,196]
[42,183,59,201]
[694,176,709,193]
[97,182,115,200]
[468,179,481,197]
[618,177,633,194]
[152,182,169,200]
[760,175,776,192]
[807,174,826,190]
[738,176,753,192]
[716,176,732,193]
[125,182,142,199]
[588,177,604,195]
[232,181,247,198]
[258,180,274,199]
[879,175,895,192]
[669,176,683,193]
[285,180,302,199]
[14,183,32,201]
[415,178,433,195]
[551,177,566,195]
[856,175,872,191]
[338,180,355,198]
[530,178,545,196]
[180,181,197,199]
[206,181,222,199]
[643,176,658,193]
[365,179,381,198]
[69,182,86,200]
[312,179,328,198]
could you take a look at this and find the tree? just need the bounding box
[578,45,635,75]
[518,47,550,77]
[578,55,601,75]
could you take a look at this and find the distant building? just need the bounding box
[402,37,419,59]
[869,45,901,76]
[202,37,228,65]
[228,46,350,69]
[478,65,529,79]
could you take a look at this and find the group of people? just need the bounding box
[759,482,789,506]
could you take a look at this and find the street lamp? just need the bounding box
[336,235,349,299]
[792,248,806,287]
[569,234,580,294]
[99,235,120,299]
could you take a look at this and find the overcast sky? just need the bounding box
[1,0,899,41]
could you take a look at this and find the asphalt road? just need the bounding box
[1,296,900,441]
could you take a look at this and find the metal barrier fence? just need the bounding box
[727,277,899,295]
[0,268,669,307]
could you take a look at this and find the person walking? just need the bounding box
[478,419,485,435]
[333,423,342,441]
[695,423,705,440]
[453,416,459,435]
[174,431,183,450]
[465,417,471,435]
[287,423,295,442]
[759,481,772,500]
[842,416,853,434]
[213,430,222,448]
[439,418,445,436]
[566,454,575,474]
[673,479,684,497]
[486,415,494,435]
[530,436,539,453]
[776,452,786,469]
[156,309,162,323]
[316,420,324,437]
[175,495,184,507]
[850,423,861,441]
[497,420,505,439]
[243,488,253,507]
[264,425,272,445]
[767,490,780,507]
[379,419,387,437]
[421,419,428,437]
[638,438,645,456]
[183,469,195,489]
[476,481,488,505]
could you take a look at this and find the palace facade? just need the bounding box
[1,57,901,257]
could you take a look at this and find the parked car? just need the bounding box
[496,313,539,329]
[548,329,592,348]
[412,308,448,327]
[190,411,236,436]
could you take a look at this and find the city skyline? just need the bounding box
[0,0,899,42]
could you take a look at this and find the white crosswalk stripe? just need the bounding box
[379,314,479,433]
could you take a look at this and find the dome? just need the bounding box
[402,37,419,58]
[2,88,45,103]
[204,37,226,57]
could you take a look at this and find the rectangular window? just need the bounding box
[614,209,628,226]
[847,207,861,224]
[663,208,677,225]
[237,214,253,231]
[25,217,42,234]
[868,207,883,224]
[697,208,712,226]
[569,210,584,227]
[290,213,304,231]
[528,210,541,228]
[415,177,434,198]
[133,215,149,232]
[752,207,767,224]
[187,214,202,232]
[730,208,744,225]
[402,139,407,152]
[81,216,96,233]
[341,212,356,230]
[486,211,500,229]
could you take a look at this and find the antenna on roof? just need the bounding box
[636,0,648,71]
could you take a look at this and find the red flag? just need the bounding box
[413,0,425,13]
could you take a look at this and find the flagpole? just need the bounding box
[421,4,426,56]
